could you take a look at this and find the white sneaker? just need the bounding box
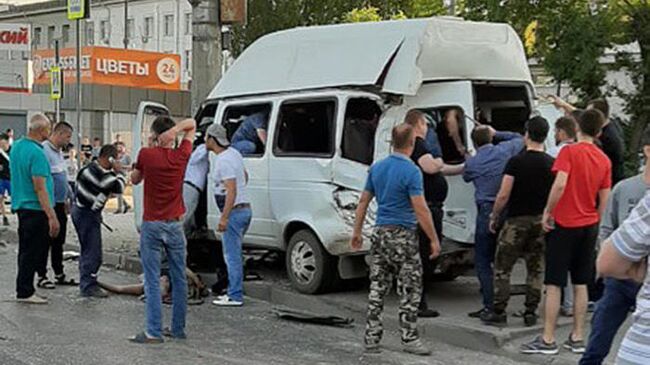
[211,296,243,307]
[17,294,48,304]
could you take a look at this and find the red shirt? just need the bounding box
[135,139,192,222]
[552,142,612,228]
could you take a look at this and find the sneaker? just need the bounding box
[212,296,243,307]
[128,332,164,344]
[520,336,559,355]
[364,344,381,354]
[563,335,585,354]
[587,301,596,313]
[468,308,488,318]
[418,308,440,318]
[523,312,538,327]
[402,339,431,356]
[82,287,109,298]
[480,310,507,327]
[2,216,8,226]
[162,327,187,340]
[560,307,574,317]
[16,294,48,304]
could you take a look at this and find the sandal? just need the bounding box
[128,332,163,344]
[55,274,78,286]
[37,277,56,290]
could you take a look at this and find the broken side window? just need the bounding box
[274,99,336,157]
[222,103,272,157]
[419,106,468,164]
[341,98,381,165]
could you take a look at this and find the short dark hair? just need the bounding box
[404,109,426,127]
[0,133,8,141]
[93,137,101,142]
[471,126,493,147]
[588,98,609,118]
[570,109,585,124]
[578,109,606,138]
[641,126,650,147]
[114,141,125,147]
[392,124,414,149]
[555,117,577,140]
[99,144,118,159]
[151,116,176,135]
[525,116,549,143]
[53,121,73,133]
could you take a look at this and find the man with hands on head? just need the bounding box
[351,123,440,357]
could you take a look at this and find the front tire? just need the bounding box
[286,229,338,294]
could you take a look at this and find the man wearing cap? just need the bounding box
[205,123,251,307]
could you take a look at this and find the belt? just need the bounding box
[232,203,251,210]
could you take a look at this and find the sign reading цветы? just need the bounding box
[0,24,30,52]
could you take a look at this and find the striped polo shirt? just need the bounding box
[611,192,650,365]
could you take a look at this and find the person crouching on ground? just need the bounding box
[351,123,441,356]
[72,144,126,298]
[205,123,252,307]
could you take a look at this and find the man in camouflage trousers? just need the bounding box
[351,123,441,356]
[483,117,555,327]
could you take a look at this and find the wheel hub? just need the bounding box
[290,240,317,285]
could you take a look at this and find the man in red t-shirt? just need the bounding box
[522,109,611,355]
[129,116,195,344]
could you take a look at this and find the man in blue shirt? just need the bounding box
[39,122,76,289]
[10,114,59,304]
[463,126,524,318]
[351,123,441,356]
[230,112,268,155]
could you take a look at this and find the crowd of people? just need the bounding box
[351,96,650,364]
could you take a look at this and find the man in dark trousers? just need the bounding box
[72,144,125,298]
[10,114,59,304]
[351,123,441,356]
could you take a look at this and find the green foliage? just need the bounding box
[343,6,382,23]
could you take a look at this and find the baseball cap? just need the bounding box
[206,123,230,147]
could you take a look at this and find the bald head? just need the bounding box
[28,114,51,142]
[392,123,415,153]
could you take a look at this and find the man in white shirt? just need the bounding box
[182,143,209,236]
[205,123,251,307]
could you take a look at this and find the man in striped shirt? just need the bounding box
[71,144,126,298]
[598,193,650,364]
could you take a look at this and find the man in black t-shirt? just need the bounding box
[481,116,555,327]
[405,110,449,318]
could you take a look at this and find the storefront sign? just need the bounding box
[32,47,181,91]
[0,23,30,52]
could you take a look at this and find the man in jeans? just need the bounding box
[39,122,76,289]
[463,126,523,318]
[481,117,554,327]
[205,123,251,307]
[579,126,650,364]
[351,123,441,356]
[522,109,611,355]
[130,116,195,343]
[73,144,125,297]
[10,114,59,304]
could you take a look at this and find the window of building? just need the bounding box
[126,18,135,40]
[144,17,154,38]
[341,98,382,165]
[185,13,192,35]
[164,14,174,37]
[85,21,94,45]
[222,104,272,157]
[33,27,41,47]
[274,99,336,157]
[62,24,70,44]
[47,26,55,48]
[100,20,109,42]
[184,50,191,72]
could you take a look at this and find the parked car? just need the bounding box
[133,17,559,294]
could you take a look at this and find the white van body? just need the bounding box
[134,17,558,293]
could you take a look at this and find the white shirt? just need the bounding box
[183,144,209,191]
[212,147,249,205]
[547,140,572,158]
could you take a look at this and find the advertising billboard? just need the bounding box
[0,23,30,52]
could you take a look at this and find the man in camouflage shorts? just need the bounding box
[483,117,555,327]
[351,123,441,356]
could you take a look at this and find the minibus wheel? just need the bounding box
[286,229,338,294]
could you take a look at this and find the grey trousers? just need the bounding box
[182,182,201,236]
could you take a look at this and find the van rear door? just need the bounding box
[407,81,476,244]
[132,101,170,231]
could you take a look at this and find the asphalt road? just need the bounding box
[0,232,538,365]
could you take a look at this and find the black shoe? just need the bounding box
[523,311,538,327]
[418,308,440,318]
[2,216,8,226]
[468,308,488,318]
[480,310,507,326]
[81,287,109,298]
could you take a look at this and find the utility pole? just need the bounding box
[123,0,129,49]
[448,0,456,15]
[54,40,61,123]
[190,0,222,114]
[75,19,81,156]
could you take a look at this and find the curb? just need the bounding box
[64,243,142,274]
